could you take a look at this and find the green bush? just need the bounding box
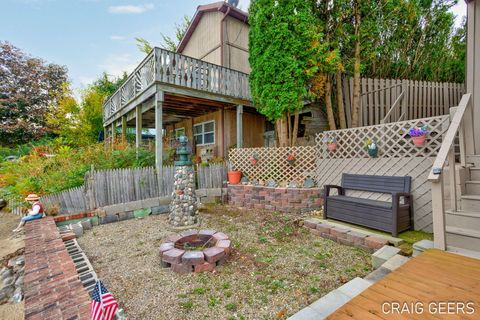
[0,142,157,202]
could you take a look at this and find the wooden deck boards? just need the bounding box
[328,249,480,319]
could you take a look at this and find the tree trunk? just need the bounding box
[292,110,299,146]
[325,75,337,130]
[287,112,292,146]
[276,118,289,147]
[336,71,347,129]
[351,4,361,128]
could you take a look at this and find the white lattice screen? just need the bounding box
[315,115,450,159]
[229,146,317,184]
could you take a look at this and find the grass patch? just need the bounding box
[398,230,433,255]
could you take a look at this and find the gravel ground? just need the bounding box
[78,205,372,320]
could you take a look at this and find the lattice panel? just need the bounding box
[229,146,317,184]
[315,115,450,159]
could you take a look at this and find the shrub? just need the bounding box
[0,142,157,202]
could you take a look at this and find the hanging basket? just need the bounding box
[287,159,296,166]
[411,135,426,147]
[250,159,258,166]
[327,143,337,152]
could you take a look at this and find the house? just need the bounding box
[103,1,267,166]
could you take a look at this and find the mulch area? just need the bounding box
[78,205,372,320]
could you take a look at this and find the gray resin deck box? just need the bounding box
[324,173,412,236]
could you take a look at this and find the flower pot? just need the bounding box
[250,159,258,166]
[327,143,337,151]
[287,159,296,166]
[412,135,426,147]
[227,171,242,184]
[368,148,378,158]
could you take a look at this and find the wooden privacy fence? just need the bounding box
[342,77,464,127]
[197,163,227,189]
[35,164,227,215]
[85,166,175,208]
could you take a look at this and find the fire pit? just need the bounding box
[159,229,232,273]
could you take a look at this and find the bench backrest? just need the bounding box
[341,173,411,194]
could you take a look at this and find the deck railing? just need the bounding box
[428,93,474,250]
[103,47,251,123]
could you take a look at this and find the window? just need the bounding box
[193,121,215,145]
[175,127,185,138]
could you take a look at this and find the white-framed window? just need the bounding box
[193,120,215,145]
[175,127,185,138]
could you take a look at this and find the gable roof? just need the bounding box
[177,1,249,53]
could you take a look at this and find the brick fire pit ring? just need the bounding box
[159,229,232,273]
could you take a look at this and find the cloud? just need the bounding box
[108,4,154,14]
[110,35,126,41]
[99,53,139,78]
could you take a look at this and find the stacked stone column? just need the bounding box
[169,165,199,227]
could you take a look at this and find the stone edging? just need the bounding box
[24,217,90,320]
[303,219,389,253]
[159,229,232,273]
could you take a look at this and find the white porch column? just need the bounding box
[236,105,243,148]
[155,90,164,172]
[467,0,480,153]
[135,105,142,150]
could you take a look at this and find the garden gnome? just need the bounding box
[13,194,44,232]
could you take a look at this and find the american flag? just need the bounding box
[90,280,118,320]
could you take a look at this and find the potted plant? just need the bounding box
[323,136,337,151]
[249,153,258,166]
[409,126,428,147]
[364,138,378,157]
[227,163,242,185]
[287,154,296,165]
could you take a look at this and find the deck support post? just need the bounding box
[111,123,116,147]
[155,90,164,173]
[121,116,127,143]
[135,105,142,151]
[236,105,243,148]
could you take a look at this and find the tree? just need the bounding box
[0,41,68,145]
[161,15,191,51]
[136,15,191,54]
[136,38,153,55]
[47,73,127,146]
[249,0,331,146]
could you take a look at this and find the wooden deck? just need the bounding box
[328,249,480,319]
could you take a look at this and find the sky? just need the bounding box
[1,0,465,99]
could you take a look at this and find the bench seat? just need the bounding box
[324,174,413,236]
[328,195,392,209]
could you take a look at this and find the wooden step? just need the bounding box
[470,167,480,180]
[445,210,480,229]
[446,226,480,252]
[466,155,480,166]
[460,194,480,211]
[465,180,480,195]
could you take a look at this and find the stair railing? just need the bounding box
[428,93,473,250]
